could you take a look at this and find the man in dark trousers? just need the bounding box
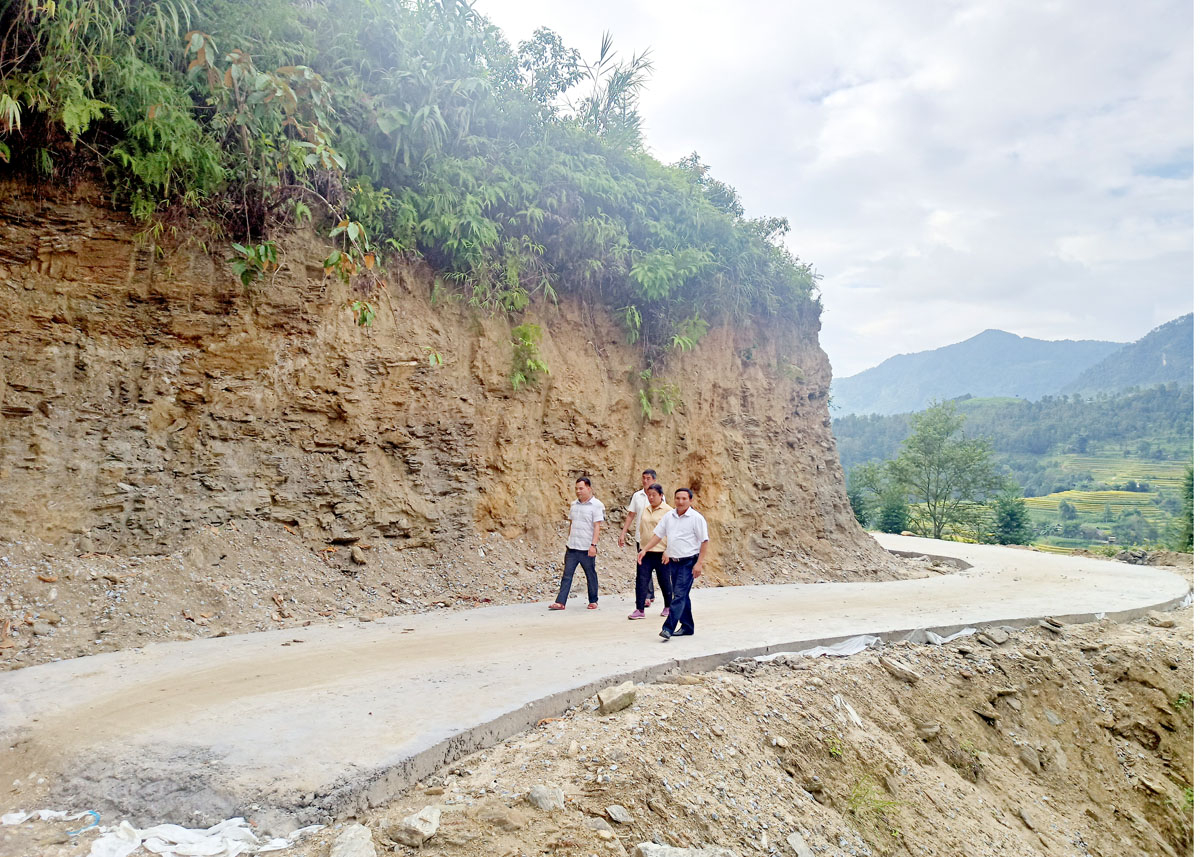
[638,487,709,640]
[549,477,605,610]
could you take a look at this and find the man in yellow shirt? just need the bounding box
[628,484,672,620]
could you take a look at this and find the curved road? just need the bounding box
[0,535,1189,831]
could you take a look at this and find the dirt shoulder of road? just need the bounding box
[0,524,931,672]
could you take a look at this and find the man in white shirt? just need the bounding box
[638,487,709,640]
[549,477,605,611]
[618,468,657,606]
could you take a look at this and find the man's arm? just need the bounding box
[618,510,635,547]
[693,538,709,577]
[588,518,602,558]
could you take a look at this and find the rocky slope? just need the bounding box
[0,180,897,669]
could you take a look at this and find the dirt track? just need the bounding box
[0,536,1190,835]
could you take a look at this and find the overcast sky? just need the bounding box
[474,0,1194,377]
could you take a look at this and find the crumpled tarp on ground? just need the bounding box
[2,811,321,857]
[756,626,980,663]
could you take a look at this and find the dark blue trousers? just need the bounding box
[661,554,699,635]
[556,548,598,604]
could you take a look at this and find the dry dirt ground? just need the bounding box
[0,524,928,671]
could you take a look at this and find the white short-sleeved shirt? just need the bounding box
[626,489,649,537]
[653,506,709,559]
[567,497,605,550]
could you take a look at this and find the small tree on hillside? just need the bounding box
[993,491,1034,545]
[887,400,1002,540]
[876,494,909,534]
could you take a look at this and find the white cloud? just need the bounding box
[475,0,1193,375]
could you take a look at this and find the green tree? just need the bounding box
[876,494,909,534]
[992,492,1033,545]
[846,482,869,528]
[1058,499,1077,520]
[887,401,1002,539]
[1177,465,1193,552]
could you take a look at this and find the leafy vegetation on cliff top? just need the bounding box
[0,0,818,355]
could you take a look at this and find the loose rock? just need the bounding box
[389,805,440,847]
[786,832,817,857]
[607,804,634,824]
[880,657,920,684]
[598,681,637,715]
[329,823,376,857]
[526,784,565,811]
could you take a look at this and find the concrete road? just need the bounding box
[0,535,1189,830]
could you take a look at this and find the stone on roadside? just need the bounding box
[1017,807,1037,830]
[786,832,817,857]
[350,546,367,565]
[1147,612,1176,628]
[607,804,634,824]
[660,673,704,685]
[769,734,790,749]
[31,621,53,636]
[598,681,637,714]
[633,844,738,857]
[1037,620,1061,634]
[329,823,376,857]
[526,784,565,811]
[981,628,1009,646]
[880,657,920,684]
[389,806,440,847]
[586,816,613,833]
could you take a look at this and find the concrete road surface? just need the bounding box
[0,535,1189,831]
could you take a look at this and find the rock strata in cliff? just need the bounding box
[0,181,893,582]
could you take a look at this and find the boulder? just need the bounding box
[526,784,565,811]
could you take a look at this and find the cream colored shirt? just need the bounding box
[639,501,670,552]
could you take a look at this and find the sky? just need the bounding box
[474,0,1194,377]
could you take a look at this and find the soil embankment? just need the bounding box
[0,179,897,671]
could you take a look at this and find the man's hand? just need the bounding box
[637,550,646,563]
[693,562,703,579]
[588,545,597,558]
[618,532,628,548]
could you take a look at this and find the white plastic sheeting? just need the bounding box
[756,625,986,664]
[2,812,321,857]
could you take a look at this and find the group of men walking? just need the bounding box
[548,470,709,642]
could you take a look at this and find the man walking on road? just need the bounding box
[638,488,709,640]
[619,469,658,607]
[628,483,672,620]
[549,477,605,611]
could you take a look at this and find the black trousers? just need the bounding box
[635,551,671,611]
[556,548,598,604]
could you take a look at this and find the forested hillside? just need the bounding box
[835,386,1194,486]
[830,329,1121,416]
[1061,313,1194,395]
[0,0,816,355]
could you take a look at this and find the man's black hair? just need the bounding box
[642,469,657,478]
[576,476,592,487]
[648,483,664,496]
[674,487,693,499]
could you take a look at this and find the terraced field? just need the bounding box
[1024,489,1170,524]
[1057,455,1189,491]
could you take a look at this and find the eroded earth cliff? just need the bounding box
[0,181,896,666]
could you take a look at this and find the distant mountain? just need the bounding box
[1060,314,1193,395]
[831,330,1122,416]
